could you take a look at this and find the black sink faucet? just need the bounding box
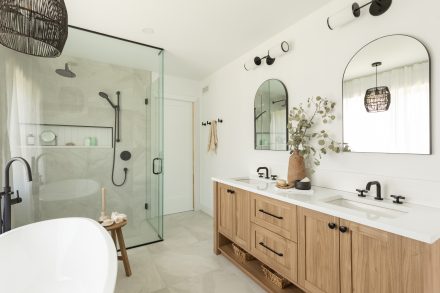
[0,157,33,234]
[366,181,383,201]
[257,167,269,179]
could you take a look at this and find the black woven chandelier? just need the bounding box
[0,0,68,57]
[364,62,391,113]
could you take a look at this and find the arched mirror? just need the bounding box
[254,79,288,151]
[343,35,430,154]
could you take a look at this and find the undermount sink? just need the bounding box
[234,178,265,185]
[232,177,271,190]
[325,196,409,219]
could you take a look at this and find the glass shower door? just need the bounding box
[146,51,164,242]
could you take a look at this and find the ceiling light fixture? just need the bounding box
[244,41,290,71]
[327,0,392,30]
[0,0,69,57]
[364,62,391,113]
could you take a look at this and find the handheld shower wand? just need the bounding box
[99,91,127,186]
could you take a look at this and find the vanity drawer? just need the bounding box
[250,193,297,242]
[250,223,298,283]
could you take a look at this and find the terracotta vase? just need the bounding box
[287,150,306,184]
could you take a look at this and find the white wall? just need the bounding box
[199,0,440,216]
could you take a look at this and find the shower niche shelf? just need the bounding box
[19,123,113,148]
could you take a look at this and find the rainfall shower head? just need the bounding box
[55,63,76,78]
[99,92,117,109]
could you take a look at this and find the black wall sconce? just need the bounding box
[327,0,392,30]
[244,41,290,71]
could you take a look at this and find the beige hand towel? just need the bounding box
[208,120,218,153]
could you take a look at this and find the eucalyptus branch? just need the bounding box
[288,96,350,172]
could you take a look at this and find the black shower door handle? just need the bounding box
[153,158,163,175]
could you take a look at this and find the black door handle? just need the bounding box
[328,222,337,230]
[258,209,283,220]
[259,242,283,257]
[339,226,348,233]
[153,158,163,175]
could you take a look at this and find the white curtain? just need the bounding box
[343,61,430,153]
[269,109,287,151]
[0,50,40,226]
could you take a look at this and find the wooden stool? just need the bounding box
[105,220,132,277]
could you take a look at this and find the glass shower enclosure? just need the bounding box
[0,27,164,247]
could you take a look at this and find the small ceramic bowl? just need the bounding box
[295,180,311,190]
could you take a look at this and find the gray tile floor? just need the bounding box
[115,211,265,293]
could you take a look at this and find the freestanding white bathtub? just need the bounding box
[0,218,117,293]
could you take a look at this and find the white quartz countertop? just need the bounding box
[212,177,440,244]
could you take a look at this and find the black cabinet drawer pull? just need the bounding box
[258,209,283,220]
[226,189,235,194]
[259,242,284,257]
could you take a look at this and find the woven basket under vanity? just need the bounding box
[261,264,292,289]
[232,243,255,262]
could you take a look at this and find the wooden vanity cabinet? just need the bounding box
[299,207,440,293]
[298,208,341,293]
[216,183,250,250]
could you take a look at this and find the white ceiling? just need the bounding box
[65,0,330,80]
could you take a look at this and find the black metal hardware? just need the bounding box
[356,189,368,197]
[69,25,164,52]
[366,181,383,200]
[259,242,283,257]
[390,195,405,204]
[144,203,149,210]
[258,172,264,178]
[120,151,132,161]
[153,158,163,175]
[226,189,235,194]
[1,157,33,234]
[339,226,348,233]
[328,222,337,230]
[270,175,278,180]
[10,190,22,205]
[258,209,283,220]
[145,99,149,105]
[257,167,269,179]
[202,119,223,126]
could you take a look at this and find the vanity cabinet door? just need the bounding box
[298,207,340,293]
[339,219,426,293]
[217,184,234,239]
[233,188,250,250]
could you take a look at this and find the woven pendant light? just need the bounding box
[364,62,391,113]
[0,0,68,57]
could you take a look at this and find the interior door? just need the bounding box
[298,207,340,293]
[163,99,194,215]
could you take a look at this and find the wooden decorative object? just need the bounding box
[232,243,255,263]
[261,264,292,289]
[287,150,306,184]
